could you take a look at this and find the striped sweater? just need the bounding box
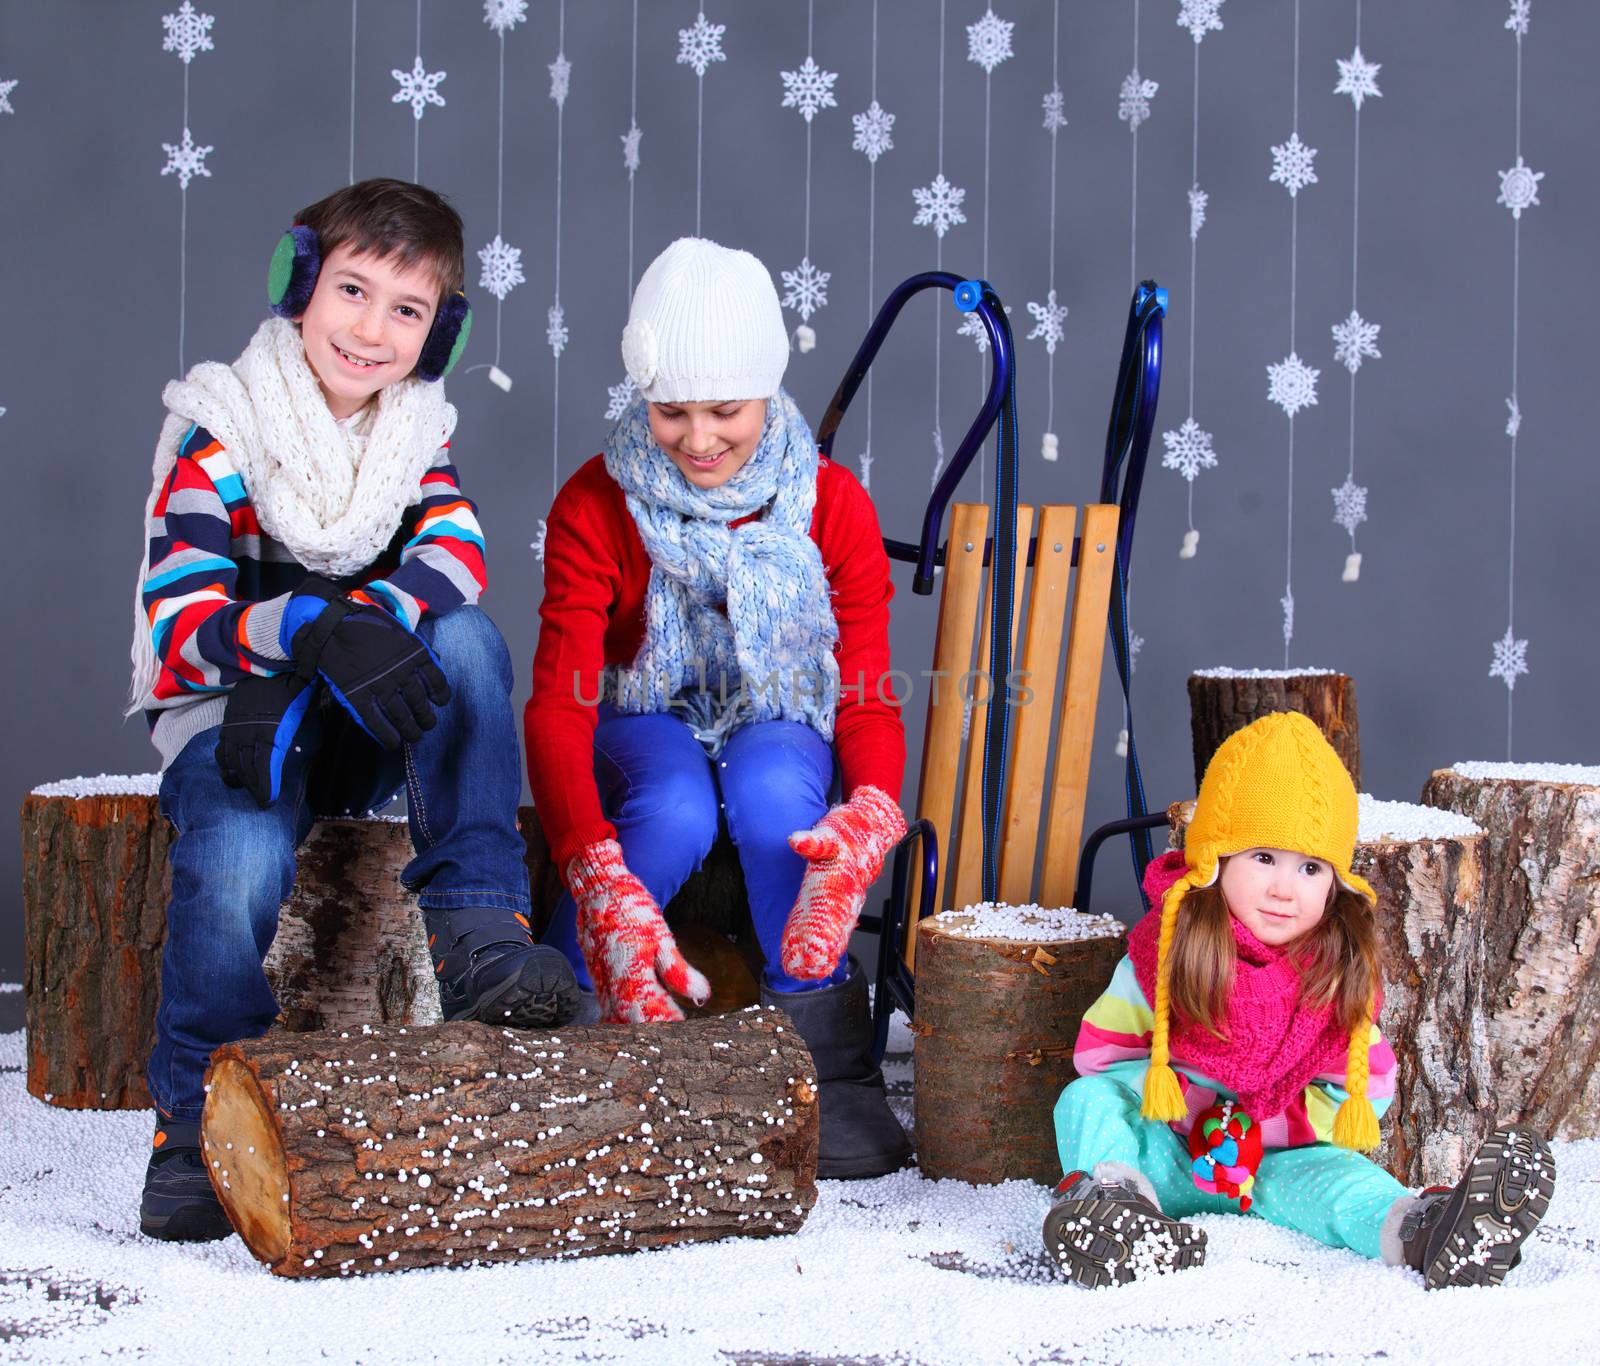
[138,421,487,766]
[1073,955,1398,1150]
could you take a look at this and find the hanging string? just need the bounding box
[412,0,420,179]
[348,0,357,184]
[851,0,896,488]
[468,1,527,394]
[1027,0,1067,464]
[390,0,444,181]
[548,0,571,500]
[606,0,644,423]
[160,3,216,377]
[677,9,728,237]
[778,0,836,344]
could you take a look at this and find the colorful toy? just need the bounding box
[1189,1102,1264,1211]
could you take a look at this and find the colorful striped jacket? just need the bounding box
[137,421,486,766]
[1072,954,1399,1149]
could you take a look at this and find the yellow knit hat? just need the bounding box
[1141,711,1381,1150]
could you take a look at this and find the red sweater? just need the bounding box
[525,453,907,871]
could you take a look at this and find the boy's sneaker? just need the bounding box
[1043,1167,1207,1289]
[424,907,581,1029]
[1401,1125,1555,1289]
[139,1118,233,1242]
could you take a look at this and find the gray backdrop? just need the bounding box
[3,0,1596,981]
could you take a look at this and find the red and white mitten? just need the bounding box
[781,785,908,980]
[566,839,711,1024]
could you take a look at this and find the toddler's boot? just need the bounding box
[1399,1124,1554,1289]
[1043,1165,1207,1288]
[139,1118,232,1242]
[424,906,581,1029]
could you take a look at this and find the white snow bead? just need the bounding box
[1180,528,1199,559]
[1342,550,1362,582]
[795,324,816,354]
[1115,728,1130,758]
[488,365,513,393]
[1040,431,1059,461]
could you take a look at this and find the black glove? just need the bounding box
[287,577,451,750]
[214,672,318,808]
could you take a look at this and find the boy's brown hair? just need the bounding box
[296,178,465,303]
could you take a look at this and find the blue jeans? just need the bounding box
[542,707,846,996]
[147,607,530,1121]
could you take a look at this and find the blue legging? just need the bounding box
[542,707,848,995]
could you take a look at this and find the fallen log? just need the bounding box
[200,1008,818,1276]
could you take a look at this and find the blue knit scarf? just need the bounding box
[602,390,841,755]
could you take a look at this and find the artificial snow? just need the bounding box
[1357,795,1482,844]
[934,903,1124,944]
[30,773,162,799]
[1190,666,1341,678]
[1451,761,1600,786]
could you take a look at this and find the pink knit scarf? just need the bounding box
[1126,851,1360,1121]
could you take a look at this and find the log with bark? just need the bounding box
[199,1008,818,1276]
[1187,670,1360,791]
[912,906,1126,1185]
[1421,764,1600,1140]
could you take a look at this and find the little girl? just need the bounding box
[1046,711,1555,1290]
[525,237,911,1178]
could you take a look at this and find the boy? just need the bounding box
[128,179,579,1242]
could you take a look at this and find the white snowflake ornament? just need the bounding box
[858,449,874,490]
[393,56,446,120]
[1280,589,1296,647]
[531,518,548,565]
[1331,477,1368,534]
[1334,47,1382,110]
[1332,310,1382,374]
[549,54,572,108]
[1506,1,1532,38]
[966,8,1014,74]
[160,129,213,190]
[1267,352,1319,418]
[477,236,524,302]
[605,377,638,422]
[1269,132,1318,197]
[1162,418,1217,482]
[780,56,838,122]
[678,11,726,79]
[1505,396,1522,438]
[1497,156,1544,219]
[912,175,967,238]
[483,0,528,35]
[1188,186,1208,239]
[547,303,569,358]
[161,2,215,64]
[1026,290,1068,355]
[1041,86,1067,133]
[1489,627,1529,689]
[0,79,15,116]
[622,125,642,175]
[957,311,990,353]
[1178,0,1225,44]
[1118,70,1159,130]
[781,258,830,321]
[853,102,895,163]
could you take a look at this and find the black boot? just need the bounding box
[1042,1166,1207,1289]
[1400,1125,1554,1289]
[424,907,581,1029]
[139,1118,233,1242]
[761,959,912,1180]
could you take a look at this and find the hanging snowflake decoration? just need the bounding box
[1188,186,1208,239]
[677,11,727,78]
[1331,310,1382,374]
[1331,476,1368,534]
[1489,627,1529,689]
[549,53,571,108]
[161,2,215,64]
[160,129,213,189]
[605,377,638,422]
[546,302,569,357]
[1505,395,1522,437]
[1178,0,1225,44]
[966,7,1014,74]
[1280,589,1295,647]
[392,56,446,120]
[1334,47,1382,110]
[1128,632,1145,673]
[1026,290,1068,355]
[780,258,830,321]
[1041,86,1067,132]
[477,236,525,302]
[912,174,967,237]
[621,125,642,176]
[1269,132,1318,197]
[531,518,548,565]
[1505,0,1532,38]
[1162,418,1217,482]
[852,101,895,162]
[0,79,15,116]
[483,0,528,34]
[1497,155,1544,219]
[1118,69,1158,130]
[780,56,838,122]
[1267,352,1319,417]
[956,311,990,353]
[858,449,874,490]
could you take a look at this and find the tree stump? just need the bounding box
[1188,670,1360,791]
[199,1008,818,1277]
[1420,763,1600,1140]
[912,905,1126,1185]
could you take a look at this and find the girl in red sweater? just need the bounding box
[525,237,911,1178]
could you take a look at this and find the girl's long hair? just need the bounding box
[1167,867,1381,1039]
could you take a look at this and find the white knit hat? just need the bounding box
[621,237,790,402]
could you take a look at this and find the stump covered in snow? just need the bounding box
[199,1008,818,1277]
[1188,669,1361,790]
[1421,763,1600,1140]
[912,904,1126,1186]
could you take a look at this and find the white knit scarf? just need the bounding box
[126,316,456,711]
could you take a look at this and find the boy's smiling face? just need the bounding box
[297,243,442,418]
